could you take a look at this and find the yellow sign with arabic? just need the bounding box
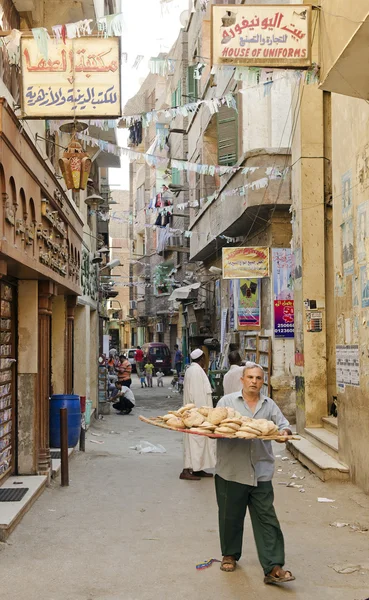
[21,37,121,118]
[222,247,269,279]
[212,4,311,68]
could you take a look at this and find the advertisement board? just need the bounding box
[222,247,269,279]
[212,4,312,68]
[21,37,121,118]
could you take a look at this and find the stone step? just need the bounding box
[0,475,47,542]
[51,447,75,479]
[322,416,338,434]
[286,437,349,482]
[304,426,339,460]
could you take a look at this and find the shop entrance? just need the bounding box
[0,279,17,482]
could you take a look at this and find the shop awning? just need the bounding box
[168,282,200,302]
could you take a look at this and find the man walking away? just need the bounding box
[117,354,132,388]
[223,350,245,395]
[111,382,135,414]
[174,344,183,376]
[180,349,216,481]
[134,346,144,377]
[145,359,154,387]
[215,362,295,585]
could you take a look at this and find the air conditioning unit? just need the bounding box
[167,236,182,248]
[129,300,137,309]
[156,322,164,333]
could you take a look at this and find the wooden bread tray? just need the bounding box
[139,416,300,441]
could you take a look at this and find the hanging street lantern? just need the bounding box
[59,139,92,191]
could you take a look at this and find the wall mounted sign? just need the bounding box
[21,37,121,118]
[212,4,312,68]
[272,248,294,338]
[336,345,359,387]
[223,247,269,279]
[234,278,261,330]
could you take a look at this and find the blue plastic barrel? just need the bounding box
[50,394,81,448]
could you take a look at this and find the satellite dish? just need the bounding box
[180,10,189,27]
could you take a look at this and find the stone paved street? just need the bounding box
[1,378,368,600]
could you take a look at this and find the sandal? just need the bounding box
[264,566,295,585]
[220,555,237,572]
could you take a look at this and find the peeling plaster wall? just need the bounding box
[332,93,369,492]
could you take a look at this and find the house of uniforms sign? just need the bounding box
[21,37,121,118]
[211,4,312,68]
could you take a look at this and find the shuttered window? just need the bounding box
[187,65,198,101]
[217,103,238,166]
[171,168,180,185]
[171,81,181,107]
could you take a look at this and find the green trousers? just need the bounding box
[215,475,285,575]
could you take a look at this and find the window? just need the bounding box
[171,168,180,185]
[171,81,181,107]
[187,65,198,101]
[217,102,238,166]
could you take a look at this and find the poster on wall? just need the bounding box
[211,4,312,68]
[342,170,352,220]
[21,37,121,118]
[360,265,369,308]
[342,218,354,276]
[357,201,368,264]
[272,248,294,338]
[234,278,261,330]
[222,247,269,279]
[229,280,235,331]
[215,279,221,321]
[336,345,360,387]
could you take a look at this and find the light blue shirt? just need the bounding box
[216,391,290,486]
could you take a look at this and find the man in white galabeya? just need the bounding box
[215,361,295,585]
[179,349,216,481]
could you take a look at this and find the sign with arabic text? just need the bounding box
[235,279,261,330]
[222,247,269,279]
[21,37,121,118]
[212,4,312,67]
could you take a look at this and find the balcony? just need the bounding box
[15,0,96,28]
[189,148,291,261]
[156,229,190,256]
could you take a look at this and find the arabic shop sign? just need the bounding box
[212,4,312,68]
[222,247,269,279]
[21,37,121,118]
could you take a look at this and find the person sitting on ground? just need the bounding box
[156,368,164,387]
[222,350,245,395]
[144,359,154,387]
[110,381,135,414]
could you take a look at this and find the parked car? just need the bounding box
[122,348,137,373]
[141,343,172,375]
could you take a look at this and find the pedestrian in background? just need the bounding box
[145,359,154,387]
[215,362,294,584]
[117,354,132,388]
[134,346,144,376]
[223,350,245,395]
[180,349,216,481]
[111,381,135,415]
[156,368,164,387]
[174,344,183,376]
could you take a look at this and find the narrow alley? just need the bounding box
[0,379,368,600]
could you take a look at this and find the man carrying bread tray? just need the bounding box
[215,361,295,585]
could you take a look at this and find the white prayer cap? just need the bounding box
[190,348,204,360]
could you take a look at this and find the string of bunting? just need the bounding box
[76,130,289,179]
[119,64,319,128]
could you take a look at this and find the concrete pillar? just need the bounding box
[38,281,54,473]
[291,6,328,430]
[17,280,38,475]
[89,308,98,410]
[74,304,90,399]
[51,296,66,395]
[66,296,77,394]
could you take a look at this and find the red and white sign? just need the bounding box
[212,4,312,68]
